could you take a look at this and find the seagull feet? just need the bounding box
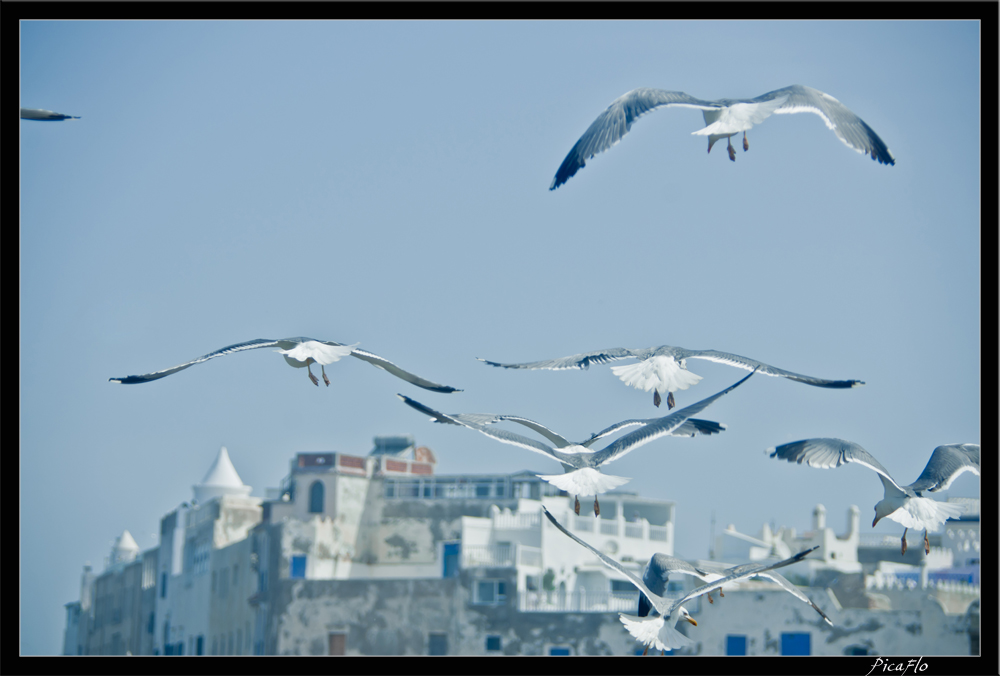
[308,371,320,387]
[642,646,649,657]
[707,592,714,604]
[322,370,331,387]
[667,391,676,410]
[924,531,930,555]
[719,591,724,598]
[743,132,749,152]
[901,534,908,556]
[574,496,581,515]
[653,391,661,408]
[594,497,600,517]
[727,141,736,162]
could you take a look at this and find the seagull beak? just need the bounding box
[686,617,698,627]
[872,516,880,528]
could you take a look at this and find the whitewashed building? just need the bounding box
[63,438,979,656]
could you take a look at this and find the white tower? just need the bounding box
[193,447,252,503]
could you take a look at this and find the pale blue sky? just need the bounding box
[21,21,980,655]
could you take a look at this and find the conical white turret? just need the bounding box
[193,447,252,503]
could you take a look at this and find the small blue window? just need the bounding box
[549,647,571,656]
[309,481,325,513]
[443,543,460,578]
[726,635,747,655]
[290,555,306,579]
[428,633,447,656]
[486,635,501,651]
[781,632,811,656]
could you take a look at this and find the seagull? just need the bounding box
[109,337,461,393]
[768,439,980,555]
[542,506,822,654]
[549,84,895,189]
[21,108,81,121]
[400,370,752,516]
[480,345,863,409]
[637,554,832,623]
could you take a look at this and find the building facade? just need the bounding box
[63,439,980,656]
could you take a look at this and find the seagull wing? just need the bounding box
[478,347,647,371]
[907,444,981,493]
[398,396,561,462]
[590,371,753,466]
[676,348,864,388]
[350,347,460,393]
[640,553,713,617]
[751,570,834,626]
[763,85,895,165]
[396,395,574,447]
[109,338,295,384]
[768,438,905,492]
[668,546,819,616]
[550,88,721,189]
[582,417,726,448]
[542,507,668,615]
[21,108,81,120]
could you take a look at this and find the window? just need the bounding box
[726,635,747,656]
[309,480,325,513]
[428,633,448,656]
[474,579,507,605]
[611,580,634,593]
[486,635,502,652]
[196,635,204,656]
[549,646,571,656]
[160,572,167,598]
[443,543,460,578]
[781,632,811,656]
[291,555,307,579]
[845,645,870,656]
[329,632,346,656]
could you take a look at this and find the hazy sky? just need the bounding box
[20,21,980,655]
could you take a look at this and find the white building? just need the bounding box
[63,439,980,656]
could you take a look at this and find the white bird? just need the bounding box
[549,84,895,189]
[769,439,980,555]
[542,506,822,654]
[21,108,81,121]
[110,337,461,393]
[480,345,863,409]
[400,370,753,516]
[659,556,833,626]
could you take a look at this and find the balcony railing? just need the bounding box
[518,590,641,613]
[462,544,543,569]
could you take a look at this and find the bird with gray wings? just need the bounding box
[549,84,894,189]
[21,108,81,121]
[400,370,753,516]
[769,439,980,555]
[543,506,825,654]
[480,344,863,409]
[110,337,461,393]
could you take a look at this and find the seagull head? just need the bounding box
[872,498,900,528]
[679,606,697,626]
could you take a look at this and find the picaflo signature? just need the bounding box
[866,657,928,676]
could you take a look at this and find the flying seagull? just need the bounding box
[671,557,833,626]
[400,370,752,516]
[769,439,980,555]
[110,337,461,393]
[21,108,81,121]
[549,84,894,189]
[480,345,863,409]
[543,506,822,653]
